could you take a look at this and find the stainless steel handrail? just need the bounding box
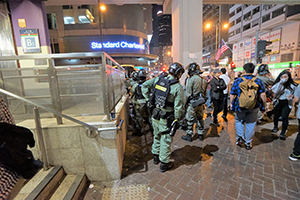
[0,88,123,136]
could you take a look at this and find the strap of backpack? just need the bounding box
[169,79,179,85]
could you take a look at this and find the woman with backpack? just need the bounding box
[271,70,298,140]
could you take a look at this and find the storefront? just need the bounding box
[234,61,300,79]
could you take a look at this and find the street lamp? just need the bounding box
[204,22,229,59]
[100,5,106,11]
[98,0,106,51]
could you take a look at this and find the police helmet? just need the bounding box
[187,62,203,76]
[131,71,138,81]
[168,62,185,79]
[257,64,270,75]
[137,70,147,83]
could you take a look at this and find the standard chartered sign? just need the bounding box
[91,41,145,50]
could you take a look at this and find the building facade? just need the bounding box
[45,3,158,67]
[202,4,230,72]
[228,4,300,77]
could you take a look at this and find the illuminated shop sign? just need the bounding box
[64,35,149,54]
[91,41,145,50]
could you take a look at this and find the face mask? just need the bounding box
[280,78,288,83]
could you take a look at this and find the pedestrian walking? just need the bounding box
[141,62,185,172]
[219,68,230,122]
[271,70,297,140]
[210,69,226,126]
[181,63,207,142]
[205,72,213,108]
[230,63,267,150]
[256,64,275,123]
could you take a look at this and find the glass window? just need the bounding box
[243,4,250,9]
[47,13,57,29]
[236,17,242,24]
[263,56,268,63]
[229,31,234,37]
[252,6,260,15]
[229,11,235,18]
[62,5,73,9]
[263,4,271,10]
[270,55,277,62]
[78,5,89,9]
[262,14,270,23]
[243,23,251,31]
[78,15,92,24]
[230,21,235,27]
[236,28,241,34]
[252,19,259,27]
[64,16,75,24]
[236,7,242,14]
[53,43,60,53]
[244,12,251,20]
[272,7,285,18]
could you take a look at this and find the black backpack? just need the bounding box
[153,76,178,108]
[0,123,43,179]
[135,84,145,100]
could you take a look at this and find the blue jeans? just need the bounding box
[206,90,211,107]
[235,108,259,146]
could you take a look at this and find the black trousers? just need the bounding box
[273,100,291,135]
[212,99,223,123]
[293,119,300,155]
[223,94,228,117]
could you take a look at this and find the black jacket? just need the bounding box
[210,77,226,100]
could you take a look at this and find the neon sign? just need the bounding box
[91,41,145,50]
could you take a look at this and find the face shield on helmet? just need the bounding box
[138,70,147,83]
[131,71,138,81]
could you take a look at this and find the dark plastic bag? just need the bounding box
[0,142,43,179]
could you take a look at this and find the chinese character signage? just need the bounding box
[20,29,41,53]
[269,29,281,54]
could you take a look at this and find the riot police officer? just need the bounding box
[130,70,148,135]
[181,63,207,142]
[142,62,185,172]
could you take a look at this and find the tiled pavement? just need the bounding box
[84,111,300,200]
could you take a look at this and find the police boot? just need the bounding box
[198,134,204,141]
[181,134,192,142]
[160,162,174,173]
[153,154,160,165]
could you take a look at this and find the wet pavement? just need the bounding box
[84,110,300,199]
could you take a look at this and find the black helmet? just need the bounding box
[257,64,270,75]
[131,71,138,81]
[168,62,185,79]
[137,70,147,83]
[187,62,203,76]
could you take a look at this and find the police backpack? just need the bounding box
[153,76,178,108]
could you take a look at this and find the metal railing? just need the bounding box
[0,87,123,169]
[0,52,126,122]
[0,52,126,169]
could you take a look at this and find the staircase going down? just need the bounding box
[14,166,89,200]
